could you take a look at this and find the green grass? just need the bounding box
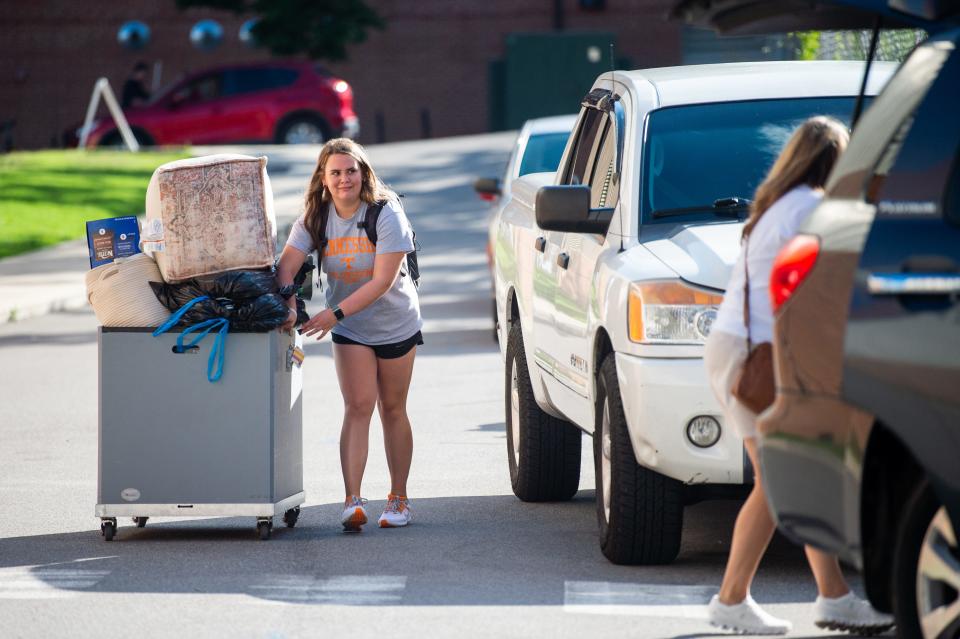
[0,149,191,259]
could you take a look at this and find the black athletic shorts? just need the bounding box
[331,330,423,359]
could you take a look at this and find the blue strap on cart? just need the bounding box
[152,296,230,383]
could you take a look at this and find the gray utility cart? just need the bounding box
[96,327,305,541]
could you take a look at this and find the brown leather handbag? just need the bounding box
[731,238,776,414]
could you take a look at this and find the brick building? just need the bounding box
[1,1,726,150]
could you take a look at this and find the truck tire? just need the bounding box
[505,322,581,501]
[594,353,683,565]
[893,479,959,639]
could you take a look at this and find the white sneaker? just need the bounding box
[378,494,411,528]
[708,594,792,635]
[814,592,895,634]
[340,496,368,532]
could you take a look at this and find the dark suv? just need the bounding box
[86,61,358,147]
[673,2,960,638]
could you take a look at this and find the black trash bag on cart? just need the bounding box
[150,269,290,331]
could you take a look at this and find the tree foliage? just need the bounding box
[791,29,925,62]
[174,0,385,61]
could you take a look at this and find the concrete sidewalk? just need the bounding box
[0,239,90,323]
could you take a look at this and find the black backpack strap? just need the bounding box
[358,200,386,245]
[316,205,330,265]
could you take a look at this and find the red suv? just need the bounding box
[86,61,358,147]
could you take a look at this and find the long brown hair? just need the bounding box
[743,116,849,238]
[303,138,396,253]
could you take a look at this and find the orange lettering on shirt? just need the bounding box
[325,236,375,257]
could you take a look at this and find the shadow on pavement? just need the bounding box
[0,495,815,610]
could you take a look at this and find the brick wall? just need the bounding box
[0,0,681,149]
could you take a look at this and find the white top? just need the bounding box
[712,185,823,343]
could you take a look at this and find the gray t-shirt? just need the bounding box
[286,199,422,345]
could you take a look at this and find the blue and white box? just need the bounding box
[86,216,141,269]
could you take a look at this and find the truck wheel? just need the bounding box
[594,353,683,565]
[505,322,581,501]
[893,479,959,639]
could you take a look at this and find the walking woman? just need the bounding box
[277,138,422,531]
[704,117,894,634]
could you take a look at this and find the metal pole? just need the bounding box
[851,16,882,130]
[77,78,105,149]
[100,80,141,151]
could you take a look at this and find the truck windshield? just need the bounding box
[641,97,866,224]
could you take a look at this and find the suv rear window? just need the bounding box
[640,97,867,224]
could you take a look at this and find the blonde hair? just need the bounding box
[743,116,849,238]
[303,138,396,252]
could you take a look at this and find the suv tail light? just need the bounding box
[770,234,820,313]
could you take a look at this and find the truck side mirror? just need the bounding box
[536,185,613,233]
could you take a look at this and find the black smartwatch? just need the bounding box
[332,305,345,321]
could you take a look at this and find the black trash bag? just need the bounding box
[149,280,228,325]
[203,269,278,301]
[150,269,289,332]
[229,293,290,331]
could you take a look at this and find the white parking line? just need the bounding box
[564,581,714,618]
[250,575,406,605]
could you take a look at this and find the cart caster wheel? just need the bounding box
[283,507,300,528]
[133,517,148,528]
[257,521,272,540]
[101,520,117,542]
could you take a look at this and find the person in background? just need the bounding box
[703,116,895,635]
[121,61,151,109]
[277,138,422,532]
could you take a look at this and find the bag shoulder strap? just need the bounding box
[742,236,753,351]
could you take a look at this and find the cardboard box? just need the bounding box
[86,216,141,269]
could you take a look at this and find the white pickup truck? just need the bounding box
[493,61,893,565]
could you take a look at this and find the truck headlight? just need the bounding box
[628,281,723,344]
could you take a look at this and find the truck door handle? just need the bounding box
[535,237,546,253]
[557,253,570,269]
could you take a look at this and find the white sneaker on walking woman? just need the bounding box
[814,592,895,634]
[708,594,792,635]
[340,495,368,532]
[378,493,411,528]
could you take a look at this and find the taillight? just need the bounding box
[770,234,820,313]
[332,80,350,94]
